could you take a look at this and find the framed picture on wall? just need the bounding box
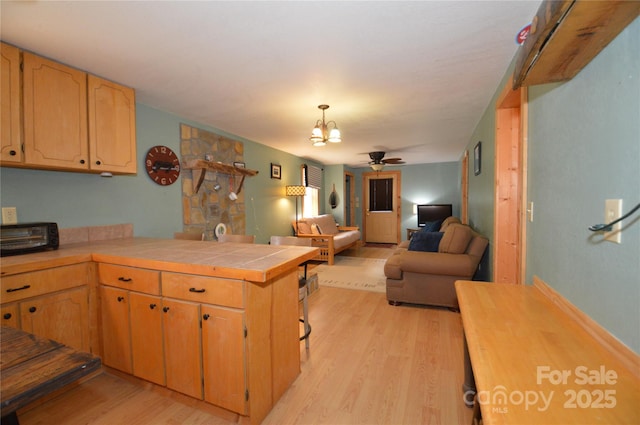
[474,142,482,176]
[271,163,281,179]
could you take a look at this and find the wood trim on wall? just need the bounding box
[533,276,640,380]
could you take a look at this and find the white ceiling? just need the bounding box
[1,0,541,168]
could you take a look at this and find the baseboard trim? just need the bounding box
[533,275,639,379]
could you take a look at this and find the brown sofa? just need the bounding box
[384,218,488,309]
[293,214,361,265]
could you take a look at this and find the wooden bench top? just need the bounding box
[0,326,101,416]
[455,280,640,425]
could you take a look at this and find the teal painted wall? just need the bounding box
[526,18,640,353]
[348,162,460,240]
[462,18,640,353]
[0,103,321,244]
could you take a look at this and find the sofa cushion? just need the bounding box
[311,223,321,234]
[408,231,443,252]
[312,214,339,235]
[296,220,312,234]
[439,224,473,254]
[420,220,443,233]
[440,216,461,232]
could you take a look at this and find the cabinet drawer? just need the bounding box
[98,263,160,295]
[161,273,244,308]
[1,263,89,303]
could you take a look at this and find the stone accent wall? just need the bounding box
[180,124,246,240]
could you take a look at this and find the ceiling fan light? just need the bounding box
[371,163,384,171]
[328,127,341,143]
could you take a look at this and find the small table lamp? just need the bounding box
[286,185,306,235]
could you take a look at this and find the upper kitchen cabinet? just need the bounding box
[1,46,137,174]
[88,75,137,174]
[1,43,23,163]
[23,52,89,171]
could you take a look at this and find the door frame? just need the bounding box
[494,84,528,285]
[362,170,402,244]
[461,150,469,224]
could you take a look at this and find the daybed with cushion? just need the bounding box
[384,217,488,309]
[293,214,361,265]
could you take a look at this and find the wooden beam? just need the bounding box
[185,159,258,193]
[513,0,640,89]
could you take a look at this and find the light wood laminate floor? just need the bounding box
[18,248,473,425]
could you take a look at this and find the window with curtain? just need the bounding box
[302,165,322,217]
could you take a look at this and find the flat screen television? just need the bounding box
[417,204,453,227]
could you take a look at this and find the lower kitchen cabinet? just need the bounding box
[20,286,90,352]
[162,298,203,399]
[130,292,165,385]
[0,263,91,352]
[202,304,246,414]
[100,286,132,373]
[100,286,165,385]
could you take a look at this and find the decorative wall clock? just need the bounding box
[145,145,181,185]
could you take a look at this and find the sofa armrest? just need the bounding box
[385,251,478,279]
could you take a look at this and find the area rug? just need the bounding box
[314,256,387,293]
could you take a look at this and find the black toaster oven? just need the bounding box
[0,222,59,257]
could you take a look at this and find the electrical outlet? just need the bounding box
[604,199,622,244]
[2,207,18,225]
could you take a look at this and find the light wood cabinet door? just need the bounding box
[1,42,22,163]
[20,286,89,352]
[130,292,165,385]
[1,303,19,329]
[100,286,132,373]
[88,75,137,173]
[162,298,202,399]
[23,52,88,170]
[202,305,247,414]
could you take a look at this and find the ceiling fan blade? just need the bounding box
[382,158,403,164]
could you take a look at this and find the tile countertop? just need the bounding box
[0,238,319,283]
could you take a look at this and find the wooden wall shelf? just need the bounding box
[185,159,258,193]
[513,0,640,89]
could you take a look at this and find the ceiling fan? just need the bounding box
[368,151,405,171]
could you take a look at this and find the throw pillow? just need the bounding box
[408,231,444,252]
[420,219,443,233]
[438,224,472,254]
[311,223,322,234]
[297,221,311,234]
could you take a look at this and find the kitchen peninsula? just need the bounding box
[0,238,319,425]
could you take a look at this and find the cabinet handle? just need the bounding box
[95,160,101,165]
[117,296,125,302]
[118,277,132,282]
[9,150,16,156]
[29,306,37,313]
[149,303,157,309]
[3,313,12,320]
[189,288,206,293]
[80,159,85,164]
[163,307,170,313]
[203,314,210,320]
[6,285,31,293]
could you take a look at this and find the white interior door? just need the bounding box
[363,171,401,243]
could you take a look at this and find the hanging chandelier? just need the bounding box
[309,104,341,146]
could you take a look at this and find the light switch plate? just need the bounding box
[2,207,18,225]
[604,199,622,243]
